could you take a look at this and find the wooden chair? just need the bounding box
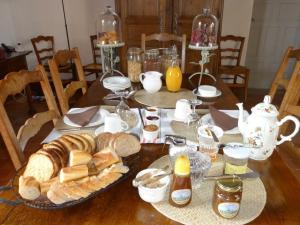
[141,33,187,73]
[31,35,72,73]
[49,47,87,115]
[83,35,102,77]
[218,35,250,101]
[269,47,300,102]
[0,65,60,170]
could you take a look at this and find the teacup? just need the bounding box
[197,85,217,97]
[145,107,159,117]
[103,113,129,133]
[143,124,159,142]
[174,99,192,121]
[145,115,160,127]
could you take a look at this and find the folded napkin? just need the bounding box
[209,106,238,131]
[65,106,100,127]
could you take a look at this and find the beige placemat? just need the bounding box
[134,87,195,108]
[170,121,243,143]
[149,156,266,225]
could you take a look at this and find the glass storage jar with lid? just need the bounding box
[190,8,218,48]
[143,49,161,72]
[97,6,122,46]
[161,45,178,78]
[127,47,142,82]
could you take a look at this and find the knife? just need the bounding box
[203,172,259,181]
[56,123,103,132]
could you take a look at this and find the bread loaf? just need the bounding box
[18,176,41,200]
[92,147,120,171]
[59,165,89,183]
[113,133,141,157]
[36,149,61,175]
[69,150,92,166]
[80,133,96,153]
[96,132,113,150]
[24,152,55,182]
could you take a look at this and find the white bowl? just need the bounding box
[197,125,224,145]
[197,85,217,97]
[145,107,159,117]
[136,168,170,203]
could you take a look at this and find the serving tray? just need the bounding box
[0,154,139,210]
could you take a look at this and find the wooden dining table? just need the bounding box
[0,77,299,225]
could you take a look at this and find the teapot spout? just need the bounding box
[236,103,246,134]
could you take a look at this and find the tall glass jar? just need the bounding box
[190,8,218,47]
[97,6,122,45]
[161,46,178,78]
[127,47,142,82]
[166,55,182,92]
[143,49,161,72]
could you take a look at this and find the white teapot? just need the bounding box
[139,71,162,94]
[236,95,300,160]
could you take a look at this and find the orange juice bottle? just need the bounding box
[166,56,182,92]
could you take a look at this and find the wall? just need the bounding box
[221,0,254,65]
[0,0,16,45]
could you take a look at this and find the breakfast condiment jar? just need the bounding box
[169,154,192,207]
[166,55,182,92]
[212,177,243,219]
[127,47,142,82]
[237,95,300,160]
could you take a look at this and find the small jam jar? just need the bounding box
[212,176,243,219]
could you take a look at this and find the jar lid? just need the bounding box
[174,155,190,175]
[217,176,242,192]
[223,143,250,159]
[127,47,142,54]
[145,49,159,56]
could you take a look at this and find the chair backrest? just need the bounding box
[219,35,245,67]
[31,35,55,65]
[49,47,87,115]
[269,47,300,101]
[90,35,101,64]
[141,33,187,73]
[0,65,60,169]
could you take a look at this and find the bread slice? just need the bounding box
[96,132,112,151]
[80,133,96,153]
[62,181,90,199]
[108,162,129,174]
[69,150,92,166]
[47,182,72,204]
[24,153,54,182]
[59,164,89,183]
[92,147,120,171]
[18,176,41,200]
[40,177,59,194]
[42,147,67,168]
[75,177,95,193]
[113,133,141,157]
[57,137,74,152]
[37,149,61,175]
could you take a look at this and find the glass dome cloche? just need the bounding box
[97,6,123,46]
[190,8,219,48]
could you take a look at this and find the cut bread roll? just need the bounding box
[18,176,41,200]
[69,150,92,166]
[40,177,59,194]
[96,132,113,151]
[113,133,141,157]
[92,147,120,171]
[24,153,55,182]
[59,164,89,183]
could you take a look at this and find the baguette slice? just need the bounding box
[92,147,120,171]
[69,150,92,166]
[47,182,72,204]
[59,165,89,183]
[24,153,54,182]
[18,176,40,200]
[108,162,129,174]
[40,177,59,194]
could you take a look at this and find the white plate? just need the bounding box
[200,110,249,134]
[63,107,110,128]
[192,88,222,98]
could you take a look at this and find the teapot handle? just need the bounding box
[277,115,300,145]
[139,73,145,84]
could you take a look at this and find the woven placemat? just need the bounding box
[134,87,195,108]
[149,156,266,225]
[170,120,243,143]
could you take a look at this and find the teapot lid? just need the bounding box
[251,95,278,117]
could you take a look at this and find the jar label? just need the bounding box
[218,202,240,219]
[171,189,191,205]
[225,162,247,175]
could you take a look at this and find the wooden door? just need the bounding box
[173,0,224,75]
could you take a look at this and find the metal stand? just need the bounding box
[188,45,218,87]
[97,42,125,81]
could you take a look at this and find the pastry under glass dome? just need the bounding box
[190,8,218,48]
[97,6,123,46]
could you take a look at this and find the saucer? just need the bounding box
[192,88,222,98]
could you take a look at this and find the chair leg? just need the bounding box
[244,71,250,102]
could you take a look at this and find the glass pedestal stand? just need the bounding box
[188,45,218,88]
[97,42,125,81]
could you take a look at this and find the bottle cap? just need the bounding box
[174,155,190,175]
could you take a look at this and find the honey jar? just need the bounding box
[212,176,243,219]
